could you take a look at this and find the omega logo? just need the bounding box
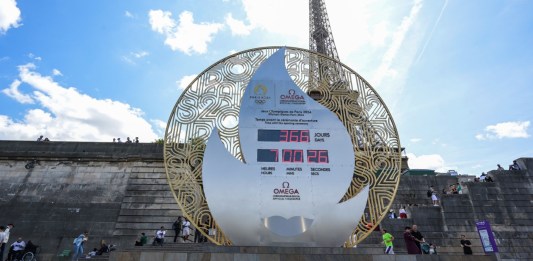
[280,89,304,100]
[273,181,300,195]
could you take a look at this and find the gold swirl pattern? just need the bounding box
[164,46,401,246]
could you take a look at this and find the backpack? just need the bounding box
[427,190,432,198]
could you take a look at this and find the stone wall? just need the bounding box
[0,141,169,261]
[0,141,531,260]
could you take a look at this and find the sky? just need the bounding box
[1,0,532,175]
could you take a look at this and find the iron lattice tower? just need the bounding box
[308,0,347,91]
[309,0,340,61]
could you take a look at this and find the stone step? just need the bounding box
[122,196,175,203]
[119,202,179,210]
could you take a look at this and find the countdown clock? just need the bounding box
[164,47,402,247]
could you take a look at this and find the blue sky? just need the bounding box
[1,0,532,175]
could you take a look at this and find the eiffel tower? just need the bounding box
[309,0,340,61]
[308,0,409,246]
[308,0,348,91]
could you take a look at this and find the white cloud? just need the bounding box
[0,0,21,34]
[0,63,159,141]
[476,121,530,140]
[225,13,253,36]
[407,153,452,172]
[132,51,149,58]
[240,0,307,45]
[177,74,197,90]
[410,138,421,143]
[125,11,134,18]
[148,10,223,55]
[372,0,423,86]
[2,79,34,104]
[52,69,62,76]
[28,53,42,61]
[122,51,149,65]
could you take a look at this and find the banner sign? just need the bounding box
[476,220,499,253]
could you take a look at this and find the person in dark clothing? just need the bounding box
[411,225,424,252]
[96,240,108,255]
[403,227,421,254]
[173,217,183,242]
[24,240,38,254]
[460,235,473,255]
[135,233,147,246]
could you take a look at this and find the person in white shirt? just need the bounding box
[7,237,25,261]
[0,226,6,260]
[152,227,166,246]
[0,224,13,261]
[399,206,407,219]
[182,218,192,242]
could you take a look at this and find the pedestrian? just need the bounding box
[456,183,463,194]
[172,217,183,243]
[182,218,191,242]
[509,160,520,170]
[411,225,425,253]
[0,226,5,261]
[0,224,14,261]
[117,138,122,143]
[135,137,139,143]
[399,206,407,219]
[460,235,473,255]
[403,227,421,254]
[126,137,132,143]
[153,226,166,246]
[113,138,116,143]
[381,229,394,254]
[430,187,439,206]
[6,237,25,261]
[497,164,504,171]
[71,231,88,260]
[134,232,147,246]
[388,209,397,219]
[36,135,43,142]
[429,243,437,254]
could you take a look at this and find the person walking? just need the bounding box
[71,231,88,260]
[430,186,439,206]
[182,218,191,242]
[411,225,425,253]
[381,229,394,254]
[403,227,421,254]
[172,217,183,243]
[460,235,473,255]
[0,224,14,261]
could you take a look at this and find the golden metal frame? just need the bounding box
[164,46,401,246]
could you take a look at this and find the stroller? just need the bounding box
[421,242,437,254]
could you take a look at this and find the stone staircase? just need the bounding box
[112,162,181,248]
[360,167,533,260]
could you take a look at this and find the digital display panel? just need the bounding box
[257,149,279,162]
[307,150,329,163]
[258,129,310,142]
[257,149,329,164]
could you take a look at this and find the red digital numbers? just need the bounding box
[259,149,329,164]
[307,150,329,163]
[280,130,310,143]
[282,149,304,163]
